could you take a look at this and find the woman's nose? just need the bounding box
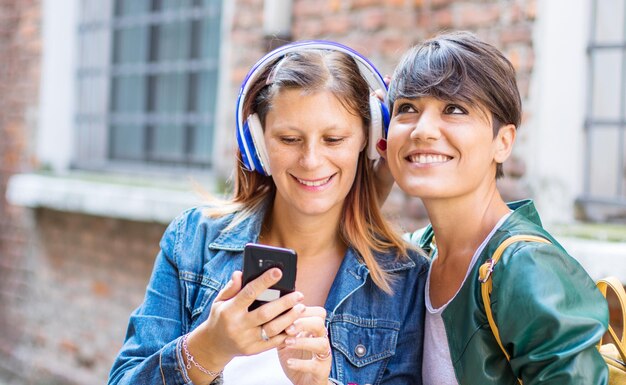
[299,143,323,169]
[410,109,441,141]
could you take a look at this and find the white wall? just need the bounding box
[212,0,236,177]
[37,0,78,172]
[526,0,590,224]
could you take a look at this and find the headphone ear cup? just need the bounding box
[237,116,255,172]
[367,95,384,160]
[380,101,390,137]
[247,113,272,176]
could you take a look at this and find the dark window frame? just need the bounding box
[75,0,221,171]
[580,0,626,210]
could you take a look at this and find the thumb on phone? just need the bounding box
[215,270,243,302]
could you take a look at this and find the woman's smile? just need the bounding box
[264,89,365,217]
[406,152,453,166]
[292,174,336,189]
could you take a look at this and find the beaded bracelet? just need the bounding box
[181,334,223,377]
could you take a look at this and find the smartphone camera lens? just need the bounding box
[259,259,283,271]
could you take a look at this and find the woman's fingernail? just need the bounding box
[271,268,281,279]
[377,139,387,151]
[294,303,305,313]
[286,324,296,334]
[285,338,295,346]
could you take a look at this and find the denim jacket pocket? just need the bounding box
[181,271,223,330]
[330,316,400,367]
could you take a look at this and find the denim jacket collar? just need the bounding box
[208,202,415,273]
[208,210,264,252]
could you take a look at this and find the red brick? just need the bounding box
[293,0,324,18]
[380,34,412,58]
[59,339,79,354]
[91,281,111,297]
[323,14,351,35]
[455,3,501,29]
[501,24,533,45]
[361,8,386,31]
[517,75,530,100]
[387,9,417,31]
[506,47,521,70]
[433,8,453,29]
[431,0,455,9]
[526,0,537,20]
[351,0,381,10]
[295,19,325,38]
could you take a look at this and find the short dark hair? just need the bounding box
[387,31,521,179]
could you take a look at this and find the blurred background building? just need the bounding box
[1,0,625,383]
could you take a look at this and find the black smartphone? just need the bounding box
[242,243,298,311]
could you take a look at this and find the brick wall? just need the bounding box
[0,207,165,384]
[0,209,164,384]
[0,0,41,380]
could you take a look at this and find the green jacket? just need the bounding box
[411,200,609,385]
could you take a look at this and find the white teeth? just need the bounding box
[297,176,331,187]
[409,154,451,164]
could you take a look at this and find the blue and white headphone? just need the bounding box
[235,40,390,176]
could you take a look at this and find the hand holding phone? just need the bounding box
[242,243,297,311]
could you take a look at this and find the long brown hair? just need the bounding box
[208,48,412,293]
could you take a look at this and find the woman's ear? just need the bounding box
[494,124,516,163]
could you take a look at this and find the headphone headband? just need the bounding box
[236,40,386,129]
[236,40,388,175]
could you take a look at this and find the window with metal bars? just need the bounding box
[76,0,221,170]
[581,0,626,212]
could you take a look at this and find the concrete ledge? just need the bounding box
[558,237,626,284]
[6,173,213,224]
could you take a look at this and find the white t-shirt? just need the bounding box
[222,348,293,385]
[422,213,512,385]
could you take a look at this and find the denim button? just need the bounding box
[355,344,367,357]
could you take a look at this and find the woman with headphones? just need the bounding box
[108,41,428,385]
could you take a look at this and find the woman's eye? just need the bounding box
[397,103,417,114]
[280,136,299,144]
[325,137,345,144]
[444,104,467,114]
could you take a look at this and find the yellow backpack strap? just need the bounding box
[596,276,626,362]
[478,234,551,383]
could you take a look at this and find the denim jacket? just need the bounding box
[108,205,429,385]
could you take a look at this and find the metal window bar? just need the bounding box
[77,5,219,35]
[97,0,220,167]
[581,0,626,208]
